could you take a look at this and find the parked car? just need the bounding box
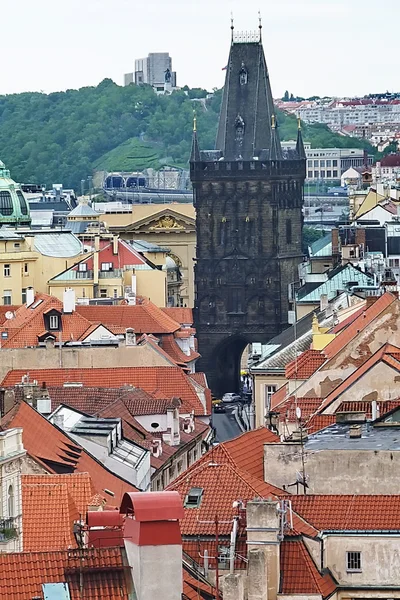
[212,397,222,405]
[213,403,226,413]
[222,393,242,403]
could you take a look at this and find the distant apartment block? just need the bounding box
[124,52,177,94]
[282,141,372,181]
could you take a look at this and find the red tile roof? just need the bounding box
[76,300,181,334]
[189,372,208,388]
[162,307,194,325]
[0,293,94,348]
[323,292,396,359]
[23,472,95,516]
[183,569,216,600]
[161,333,200,364]
[331,303,366,334]
[317,343,400,413]
[290,494,400,531]
[0,547,129,600]
[305,414,336,434]
[0,305,20,324]
[22,481,78,551]
[270,383,288,410]
[2,366,207,415]
[280,540,336,598]
[277,397,324,424]
[285,350,326,380]
[337,399,400,418]
[1,401,136,505]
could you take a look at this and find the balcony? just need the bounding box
[0,517,18,542]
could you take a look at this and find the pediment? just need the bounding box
[116,208,195,233]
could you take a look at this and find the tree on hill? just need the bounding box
[0,80,373,191]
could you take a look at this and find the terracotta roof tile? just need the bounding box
[2,366,207,415]
[2,401,136,505]
[183,568,216,600]
[0,293,94,348]
[189,372,208,388]
[0,305,20,324]
[289,494,400,531]
[305,414,336,434]
[317,343,400,413]
[76,299,181,334]
[161,334,200,364]
[23,472,95,516]
[270,384,288,410]
[22,481,78,551]
[277,397,324,424]
[162,307,194,325]
[218,427,279,480]
[331,303,366,333]
[337,399,400,418]
[0,547,129,600]
[285,350,326,380]
[280,540,336,598]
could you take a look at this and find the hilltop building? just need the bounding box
[124,52,177,94]
[190,24,306,395]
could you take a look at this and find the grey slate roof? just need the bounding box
[306,422,400,451]
[309,233,332,258]
[68,204,100,217]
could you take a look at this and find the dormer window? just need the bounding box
[49,315,59,330]
[184,487,204,508]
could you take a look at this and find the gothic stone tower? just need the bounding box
[190,26,306,396]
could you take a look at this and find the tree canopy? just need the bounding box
[0,80,372,191]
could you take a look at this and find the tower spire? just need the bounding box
[258,10,262,42]
[190,110,200,162]
[296,117,306,160]
[270,114,282,160]
[230,12,234,43]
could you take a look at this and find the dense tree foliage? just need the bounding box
[0,80,371,191]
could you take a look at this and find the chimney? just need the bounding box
[94,235,100,285]
[166,404,181,446]
[63,288,76,313]
[44,337,55,350]
[26,287,35,307]
[246,500,281,600]
[122,491,184,600]
[336,411,366,424]
[125,328,136,347]
[0,388,16,418]
[319,294,328,312]
[223,574,245,600]
[349,424,362,439]
[151,439,162,457]
[129,273,137,305]
[112,234,119,256]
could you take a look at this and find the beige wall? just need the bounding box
[253,374,287,428]
[264,443,400,495]
[104,204,196,307]
[0,343,172,383]
[326,534,400,588]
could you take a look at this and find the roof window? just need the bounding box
[184,487,204,508]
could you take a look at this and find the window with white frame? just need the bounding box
[101,262,113,271]
[78,263,87,272]
[346,551,362,572]
[49,315,59,330]
[265,385,277,412]
[4,264,10,277]
[3,290,12,305]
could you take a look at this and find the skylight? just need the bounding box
[184,487,204,508]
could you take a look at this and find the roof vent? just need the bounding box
[184,487,204,508]
[349,424,362,439]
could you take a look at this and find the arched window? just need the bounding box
[0,191,13,216]
[8,485,14,517]
[16,191,28,215]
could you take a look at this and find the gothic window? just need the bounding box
[239,62,248,85]
[230,289,242,313]
[286,219,292,244]
[219,222,225,246]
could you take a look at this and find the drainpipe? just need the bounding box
[229,517,239,574]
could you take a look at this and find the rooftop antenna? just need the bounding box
[230,12,234,42]
[258,10,262,41]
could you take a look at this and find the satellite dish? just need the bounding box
[5,311,14,320]
[295,406,302,420]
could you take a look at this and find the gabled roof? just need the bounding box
[309,233,332,258]
[162,307,194,325]
[277,397,323,425]
[1,400,137,504]
[76,300,181,334]
[68,203,100,217]
[2,366,207,414]
[0,293,94,348]
[23,472,95,516]
[285,349,326,380]
[280,540,336,598]
[22,480,79,551]
[289,494,400,531]
[322,292,397,359]
[317,342,400,413]
[161,333,200,364]
[0,547,129,600]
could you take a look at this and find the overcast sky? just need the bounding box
[1,0,398,98]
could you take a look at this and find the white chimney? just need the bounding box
[26,287,35,307]
[372,400,378,421]
[320,294,328,312]
[63,288,76,314]
[125,328,136,347]
[151,439,162,457]
[130,272,137,305]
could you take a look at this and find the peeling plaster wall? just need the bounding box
[264,444,400,494]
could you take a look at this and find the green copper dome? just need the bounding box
[0,160,31,226]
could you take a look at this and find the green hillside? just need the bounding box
[0,79,372,191]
